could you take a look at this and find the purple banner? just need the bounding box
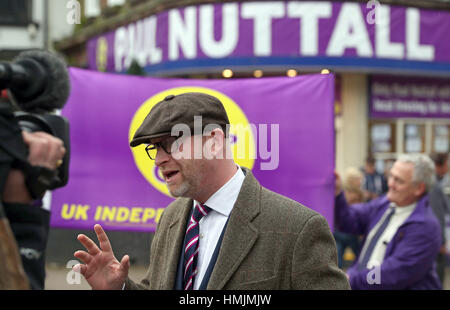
[370,75,450,118]
[87,1,450,73]
[50,68,336,232]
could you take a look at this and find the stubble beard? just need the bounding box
[167,164,202,198]
[169,179,191,197]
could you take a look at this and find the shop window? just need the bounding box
[403,123,425,153]
[432,124,450,153]
[0,0,31,26]
[369,121,396,153]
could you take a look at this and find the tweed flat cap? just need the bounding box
[130,92,230,147]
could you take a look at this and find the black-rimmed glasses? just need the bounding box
[145,136,179,160]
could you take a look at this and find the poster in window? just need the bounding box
[434,125,449,153]
[405,124,422,153]
[371,124,391,152]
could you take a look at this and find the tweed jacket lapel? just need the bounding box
[207,168,261,289]
[160,198,192,289]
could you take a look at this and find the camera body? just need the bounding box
[14,111,70,190]
[0,50,71,197]
[0,98,70,199]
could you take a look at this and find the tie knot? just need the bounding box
[192,204,211,223]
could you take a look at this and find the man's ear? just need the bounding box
[209,128,225,158]
[414,182,426,197]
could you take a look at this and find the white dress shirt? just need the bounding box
[192,166,245,289]
[360,202,417,269]
[121,166,245,291]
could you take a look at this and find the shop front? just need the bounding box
[368,75,450,172]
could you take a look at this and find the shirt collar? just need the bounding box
[194,165,245,217]
[389,201,417,215]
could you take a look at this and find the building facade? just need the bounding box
[55,0,450,176]
[0,0,74,59]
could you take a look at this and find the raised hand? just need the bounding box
[73,224,130,290]
[334,171,343,197]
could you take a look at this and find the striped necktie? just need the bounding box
[184,203,211,290]
[359,207,396,269]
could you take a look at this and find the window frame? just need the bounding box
[0,0,32,27]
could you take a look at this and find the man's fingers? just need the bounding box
[94,224,113,253]
[74,250,92,265]
[22,131,65,170]
[25,135,48,166]
[334,170,340,179]
[77,234,101,256]
[38,133,65,169]
[334,171,343,196]
[73,263,87,276]
[45,141,65,167]
[120,255,130,274]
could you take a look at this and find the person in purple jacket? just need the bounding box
[335,154,442,290]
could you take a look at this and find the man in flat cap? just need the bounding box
[74,92,349,290]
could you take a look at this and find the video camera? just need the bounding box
[0,50,71,199]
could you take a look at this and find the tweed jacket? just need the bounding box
[125,168,350,290]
